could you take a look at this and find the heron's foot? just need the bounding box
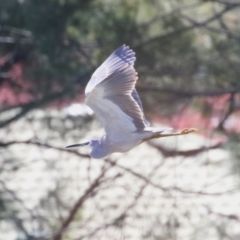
[180,128,198,134]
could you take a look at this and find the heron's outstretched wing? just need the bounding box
[85,45,148,141]
[85,45,136,95]
[131,89,150,127]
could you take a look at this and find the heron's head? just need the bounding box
[89,140,108,159]
[65,140,107,159]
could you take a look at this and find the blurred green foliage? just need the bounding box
[0,0,240,114]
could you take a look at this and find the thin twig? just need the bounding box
[218,93,235,130]
[149,142,223,158]
[138,86,239,98]
[51,164,111,240]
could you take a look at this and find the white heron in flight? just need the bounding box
[66,45,197,158]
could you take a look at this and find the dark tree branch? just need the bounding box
[0,71,91,129]
[218,93,235,131]
[0,140,89,158]
[138,86,240,98]
[0,36,32,44]
[75,156,163,240]
[52,164,111,240]
[0,26,32,37]
[2,139,238,197]
[204,205,240,221]
[206,0,240,6]
[181,10,240,40]
[139,1,203,30]
[75,182,147,240]
[104,159,239,196]
[136,4,235,48]
[0,181,36,239]
[181,5,236,27]
[148,142,223,158]
[0,49,30,72]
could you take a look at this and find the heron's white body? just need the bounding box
[103,130,152,153]
[89,129,161,159]
[66,45,197,158]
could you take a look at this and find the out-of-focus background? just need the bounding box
[1,0,240,239]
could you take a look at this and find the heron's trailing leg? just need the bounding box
[144,128,198,141]
[159,128,198,137]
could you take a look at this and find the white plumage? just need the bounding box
[66,45,197,158]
